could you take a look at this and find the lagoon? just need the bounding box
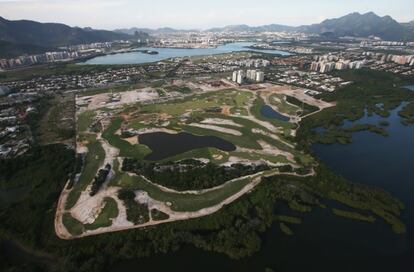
[81,42,291,65]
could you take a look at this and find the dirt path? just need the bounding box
[54,182,75,240]
[61,173,269,239]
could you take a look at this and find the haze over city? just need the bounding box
[0,0,413,29]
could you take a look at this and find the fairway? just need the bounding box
[56,82,317,239]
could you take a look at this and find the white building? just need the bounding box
[320,62,335,73]
[335,61,348,70]
[232,71,238,82]
[255,71,265,82]
[310,62,320,72]
[246,70,257,81]
[236,70,245,84]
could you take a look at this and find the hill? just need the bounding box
[207,12,414,41]
[0,40,55,58]
[115,27,199,35]
[0,17,137,47]
[207,24,295,33]
[299,12,414,40]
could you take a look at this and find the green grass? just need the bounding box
[85,197,119,230]
[113,171,267,212]
[230,151,290,165]
[179,124,261,150]
[285,96,319,116]
[250,95,295,130]
[157,147,230,164]
[77,111,96,132]
[62,213,84,236]
[269,94,300,116]
[102,118,151,160]
[139,89,250,117]
[65,134,105,209]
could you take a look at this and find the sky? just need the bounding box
[0,0,413,30]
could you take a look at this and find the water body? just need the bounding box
[260,105,290,121]
[404,85,414,91]
[312,104,414,269]
[81,42,291,65]
[110,103,414,271]
[139,132,236,161]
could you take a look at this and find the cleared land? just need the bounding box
[55,81,325,239]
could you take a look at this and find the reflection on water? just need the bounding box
[260,105,290,121]
[140,132,236,161]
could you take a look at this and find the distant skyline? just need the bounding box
[0,0,413,30]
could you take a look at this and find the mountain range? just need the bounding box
[0,17,149,58]
[117,12,414,41]
[1,12,413,59]
[298,12,414,40]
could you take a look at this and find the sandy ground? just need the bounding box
[63,172,269,239]
[251,128,295,149]
[134,128,178,135]
[77,88,159,111]
[223,156,283,167]
[54,182,74,240]
[189,123,242,136]
[235,141,296,164]
[221,106,231,115]
[124,136,139,145]
[201,118,243,127]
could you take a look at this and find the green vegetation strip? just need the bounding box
[62,213,84,236]
[102,117,151,160]
[113,169,260,212]
[77,111,96,132]
[85,197,119,230]
[332,208,376,222]
[279,222,294,236]
[65,134,105,209]
[275,215,302,224]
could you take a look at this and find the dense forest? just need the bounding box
[122,158,270,191]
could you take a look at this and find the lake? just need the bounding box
[139,132,236,161]
[261,105,290,121]
[110,103,414,271]
[81,42,291,65]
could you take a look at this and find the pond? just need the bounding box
[260,105,290,121]
[139,132,236,161]
[80,42,291,65]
